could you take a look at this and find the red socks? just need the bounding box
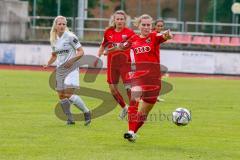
[128,105,138,131]
[134,112,147,133]
[128,102,148,133]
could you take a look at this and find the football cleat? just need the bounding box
[66,119,75,125]
[84,111,91,126]
[124,131,136,142]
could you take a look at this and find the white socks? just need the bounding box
[69,95,90,113]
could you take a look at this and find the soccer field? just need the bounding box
[0,69,239,160]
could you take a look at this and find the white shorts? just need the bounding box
[64,69,80,88]
[56,68,80,91]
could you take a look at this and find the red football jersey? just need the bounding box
[101,27,135,62]
[130,32,166,64]
[101,27,135,84]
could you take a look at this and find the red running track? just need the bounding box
[0,64,240,80]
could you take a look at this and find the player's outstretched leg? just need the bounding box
[134,112,147,133]
[123,103,138,142]
[109,84,128,119]
[134,101,154,133]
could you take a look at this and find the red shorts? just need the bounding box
[128,62,161,104]
[131,80,161,104]
[107,53,130,84]
[141,86,160,104]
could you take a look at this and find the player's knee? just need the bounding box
[58,94,65,100]
[64,93,73,99]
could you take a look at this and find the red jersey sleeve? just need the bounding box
[155,32,166,44]
[101,28,113,47]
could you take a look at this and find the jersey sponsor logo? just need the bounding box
[57,49,69,55]
[134,46,151,54]
[73,38,79,44]
[63,42,69,47]
[146,37,151,43]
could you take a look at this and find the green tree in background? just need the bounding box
[22,0,76,17]
[205,0,240,23]
[21,0,115,18]
[202,0,240,33]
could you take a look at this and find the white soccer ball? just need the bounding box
[172,108,191,126]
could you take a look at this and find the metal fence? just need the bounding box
[28,16,74,41]
[185,22,240,36]
[2,16,240,42]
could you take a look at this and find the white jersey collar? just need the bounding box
[57,31,67,40]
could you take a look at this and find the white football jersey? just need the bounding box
[51,31,81,67]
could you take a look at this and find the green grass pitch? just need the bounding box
[0,69,239,160]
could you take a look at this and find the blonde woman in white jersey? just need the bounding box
[44,16,91,125]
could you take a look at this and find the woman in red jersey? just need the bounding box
[122,14,172,142]
[152,19,165,64]
[97,10,135,119]
[153,19,166,102]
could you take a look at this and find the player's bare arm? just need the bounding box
[97,45,105,56]
[43,52,57,68]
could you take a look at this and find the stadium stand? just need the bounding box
[200,36,211,45]
[162,33,240,52]
[220,37,231,46]
[191,36,203,45]
[211,36,221,46]
[229,37,240,47]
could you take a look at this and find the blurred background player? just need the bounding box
[153,19,166,102]
[153,19,165,33]
[123,14,172,142]
[43,16,91,125]
[97,10,135,120]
